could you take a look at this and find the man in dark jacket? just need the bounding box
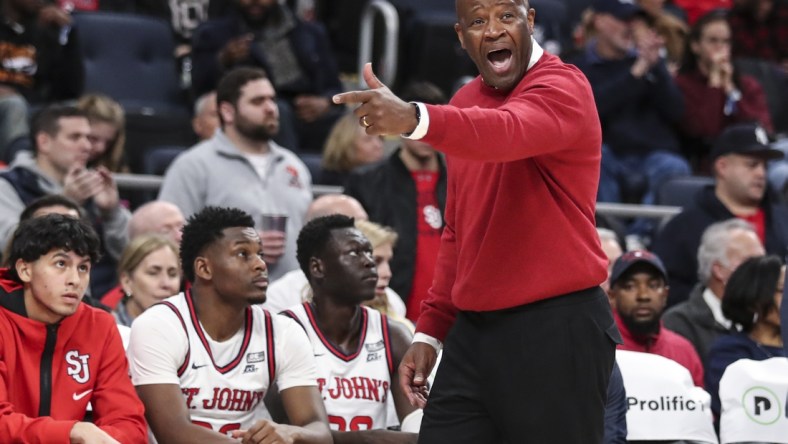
[190,0,343,151]
[570,0,689,221]
[652,122,788,306]
[0,0,83,156]
[662,218,764,364]
[344,82,447,322]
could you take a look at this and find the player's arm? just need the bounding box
[387,318,418,421]
[331,319,419,444]
[0,357,77,442]
[128,306,236,443]
[136,383,238,444]
[245,385,330,443]
[250,316,330,443]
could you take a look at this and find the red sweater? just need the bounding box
[416,52,608,341]
[0,274,147,443]
[614,311,705,388]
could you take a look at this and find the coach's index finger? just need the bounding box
[332,89,375,105]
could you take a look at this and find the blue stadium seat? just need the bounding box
[656,175,714,208]
[73,12,188,117]
[142,145,188,176]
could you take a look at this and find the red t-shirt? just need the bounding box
[406,171,443,322]
[739,208,766,245]
[59,0,99,11]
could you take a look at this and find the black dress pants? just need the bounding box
[418,287,620,444]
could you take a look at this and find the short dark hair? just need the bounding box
[400,81,448,105]
[297,214,355,279]
[30,105,87,150]
[7,214,101,283]
[722,255,783,332]
[180,206,255,282]
[216,67,269,127]
[20,195,85,222]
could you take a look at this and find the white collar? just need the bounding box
[702,287,732,329]
[527,37,544,72]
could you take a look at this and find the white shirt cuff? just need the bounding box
[403,102,429,140]
[413,332,442,353]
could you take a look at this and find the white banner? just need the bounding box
[617,350,718,443]
[719,357,788,444]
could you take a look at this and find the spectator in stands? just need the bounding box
[320,112,385,186]
[604,360,628,444]
[1,194,83,264]
[597,227,624,293]
[0,0,83,157]
[77,93,128,172]
[272,214,417,443]
[135,0,231,58]
[18,193,82,220]
[608,250,705,387]
[652,122,788,306]
[0,105,130,297]
[0,214,147,443]
[160,67,312,282]
[783,261,788,357]
[706,254,785,417]
[671,0,731,25]
[192,90,219,140]
[128,200,186,243]
[571,0,690,236]
[191,0,343,151]
[101,200,185,309]
[636,0,689,73]
[113,234,181,327]
[675,9,773,167]
[57,0,133,12]
[729,0,788,70]
[128,206,331,443]
[663,219,764,364]
[344,82,447,322]
[264,193,368,311]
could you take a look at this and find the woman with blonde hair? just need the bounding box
[77,94,128,172]
[320,112,385,185]
[113,234,181,326]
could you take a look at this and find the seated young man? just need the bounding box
[128,206,331,444]
[274,214,417,443]
[0,214,147,443]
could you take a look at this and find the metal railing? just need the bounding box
[113,173,682,221]
[357,0,399,88]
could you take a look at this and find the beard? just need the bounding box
[618,309,661,338]
[235,115,277,142]
[248,295,267,305]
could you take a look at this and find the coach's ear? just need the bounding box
[15,259,32,283]
[194,256,211,281]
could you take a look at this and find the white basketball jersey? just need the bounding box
[283,303,393,431]
[161,292,277,436]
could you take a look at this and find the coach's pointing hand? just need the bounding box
[333,63,420,136]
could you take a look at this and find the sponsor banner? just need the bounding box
[617,350,718,443]
[719,357,788,444]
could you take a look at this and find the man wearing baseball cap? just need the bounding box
[570,0,691,234]
[653,122,788,306]
[608,250,705,387]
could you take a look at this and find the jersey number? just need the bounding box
[328,415,373,431]
[192,420,241,436]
